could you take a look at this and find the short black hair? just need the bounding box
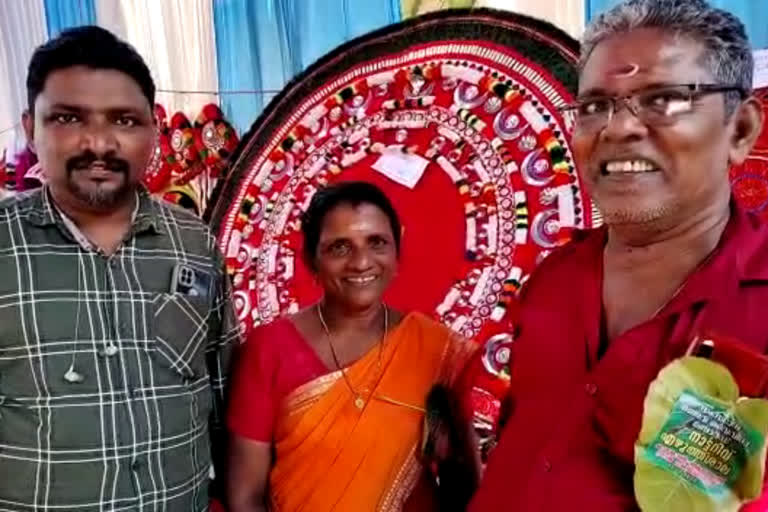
[26,25,155,113]
[301,181,402,267]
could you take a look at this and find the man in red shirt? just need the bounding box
[469,0,768,510]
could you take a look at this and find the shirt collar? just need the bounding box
[27,185,165,237]
[580,200,768,316]
[732,206,768,282]
[648,201,768,314]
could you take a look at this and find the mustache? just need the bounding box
[65,151,129,174]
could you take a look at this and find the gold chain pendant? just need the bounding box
[317,303,388,413]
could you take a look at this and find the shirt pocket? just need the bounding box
[150,292,211,381]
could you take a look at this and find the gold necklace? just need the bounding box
[317,303,388,410]
[650,250,717,318]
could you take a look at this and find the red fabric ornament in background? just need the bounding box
[0,150,10,200]
[162,183,202,216]
[194,103,239,178]
[143,104,174,193]
[730,87,768,221]
[143,103,241,215]
[11,145,37,192]
[0,150,7,190]
[169,112,200,181]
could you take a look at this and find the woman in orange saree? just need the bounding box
[226,182,475,511]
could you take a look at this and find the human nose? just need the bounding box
[78,118,119,155]
[600,96,648,142]
[348,246,374,271]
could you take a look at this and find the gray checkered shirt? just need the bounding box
[0,187,238,511]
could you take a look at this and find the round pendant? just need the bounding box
[354,396,365,409]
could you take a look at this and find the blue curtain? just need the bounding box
[585,0,768,50]
[43,0,96,37]
[213,0,400,133]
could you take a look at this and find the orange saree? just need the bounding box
[268,312,474,511]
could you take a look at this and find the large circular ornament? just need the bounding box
[207,8,595,340]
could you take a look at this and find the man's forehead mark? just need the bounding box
[609,63,640,78]
[602,49,689,80]
[597,34,691,76]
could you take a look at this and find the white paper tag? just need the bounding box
[372,148,429,189]
[754,49,768,89]
[556,185,576,228]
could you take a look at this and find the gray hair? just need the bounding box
[581,0,753,110]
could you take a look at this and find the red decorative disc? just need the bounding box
[207,9,595,342]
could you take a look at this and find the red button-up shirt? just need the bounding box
[470,205,768,511]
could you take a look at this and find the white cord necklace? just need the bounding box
[63,256,85,383]
[63,253,119,384]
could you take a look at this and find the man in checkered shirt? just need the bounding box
[0,27,239,511]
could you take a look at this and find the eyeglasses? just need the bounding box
[560,83,746,132]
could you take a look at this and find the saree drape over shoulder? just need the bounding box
[268,312,473,511]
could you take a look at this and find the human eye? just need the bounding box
[369,236,389,250]
[577,98,612,117]
[639,87,691,115]
[326,241,351,257]
[115,115,138,127]
[49,112,81,125]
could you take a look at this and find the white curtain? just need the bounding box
[94,0,218,116]
[477,0,585,39]
[0,0,48,156]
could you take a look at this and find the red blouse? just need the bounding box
[227,318,329,442]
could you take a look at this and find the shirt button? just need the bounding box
[585,382,598,396]
[543,457,552,472]
[131,459,141,471]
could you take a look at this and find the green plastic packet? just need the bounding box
[634,356,768,512]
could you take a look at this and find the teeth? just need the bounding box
[605,160,657,173]
[347,276,376,284]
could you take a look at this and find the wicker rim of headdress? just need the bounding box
[205,7,580,227]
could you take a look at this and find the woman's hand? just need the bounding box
[227,434,272,512]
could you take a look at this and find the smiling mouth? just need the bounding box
[83,166,111,173]
[600,159,660,176]
[343,275,378,286]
